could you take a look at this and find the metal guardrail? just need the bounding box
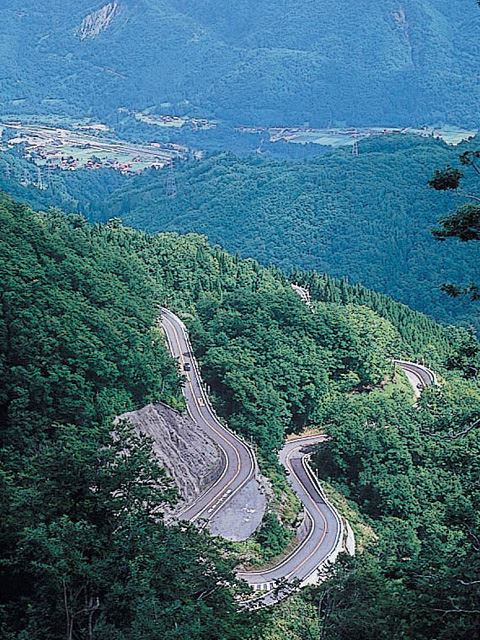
[394,359,438,387]
[162,308,349,608]
[300,454,345,580]
[242,440,347,608]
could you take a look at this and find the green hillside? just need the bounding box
[0,195,257,639]
[100,136,479,327]
[2,135,478,328]
[1,194,479,638]
[0,150,125,217]
[1,0,479,127]
[2,193,480,638]
[2,1,480,637]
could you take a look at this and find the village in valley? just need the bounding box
[1,113,476,184]
[0,119,198,175]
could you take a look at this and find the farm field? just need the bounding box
[265,125,478,147]
[127,109,217,131]
[1,120,195,174]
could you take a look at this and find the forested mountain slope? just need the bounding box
[1,0,479,126]
[0,150,124,218]
[2,136,478,327]
[102,136,479,327]
[0,195,260,639]
[1,194,479,638]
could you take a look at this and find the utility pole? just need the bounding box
[256,135,265,155]
[351,128,360,156]
[46,164,55,193]
[165,161,177,199]
[36,165,45,190]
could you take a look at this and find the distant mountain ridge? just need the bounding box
[0,0,479,127]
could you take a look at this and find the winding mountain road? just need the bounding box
[238,435,344,605]
[161,308,436,605]
[161,308,256,524]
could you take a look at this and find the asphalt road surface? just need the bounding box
[240,360,438,604]
[238,435,343,605]
[161,308,256,524]
[395,359,437,398]
[162,308,437,605]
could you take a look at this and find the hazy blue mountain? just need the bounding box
[1,0,479,127]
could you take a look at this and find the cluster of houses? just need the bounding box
[2,120,203,175]
[8,138,167,174]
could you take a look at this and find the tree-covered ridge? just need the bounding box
[300,373,480,640]
[0,151,125,218]
[0,0,479,127]
[0,195,258,639]
[114,222,480,639]
[101,137,479,328]
[139,221,480,639]
[0,195,181,441]
[1,195,479,638]
[98,226,477,465]
[293,270,476,369]
[2,137,479,329]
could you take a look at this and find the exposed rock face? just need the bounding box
[120,402,224,512]
[120,401,269,539]
[393,6,407,26]
[77,3,119,41]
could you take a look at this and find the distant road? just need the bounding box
[161,308,256,523]
[395,359,437,397]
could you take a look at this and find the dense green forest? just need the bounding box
[308,382,480,639]
[100,136,479,328]
[265,372,480,640]
[3,136,479,328]
[1,194,479,638]
[0,150,124,217]
[2,1,479,637]
[0,196,259,639]
[1,0,479,128]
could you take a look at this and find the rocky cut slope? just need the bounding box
[76,2,120,41]
[120,401,224,512]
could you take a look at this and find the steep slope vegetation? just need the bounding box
[0,150,125,218]
[0,195,256,639]
[0,0,479,126]
[102,136,479,327]
[263,365,480,640]
[1,194,479,638]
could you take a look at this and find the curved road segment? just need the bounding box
[161,308,436,604]
[238,435,343,605]
[161,308,256,524]
[395,359,437,398]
